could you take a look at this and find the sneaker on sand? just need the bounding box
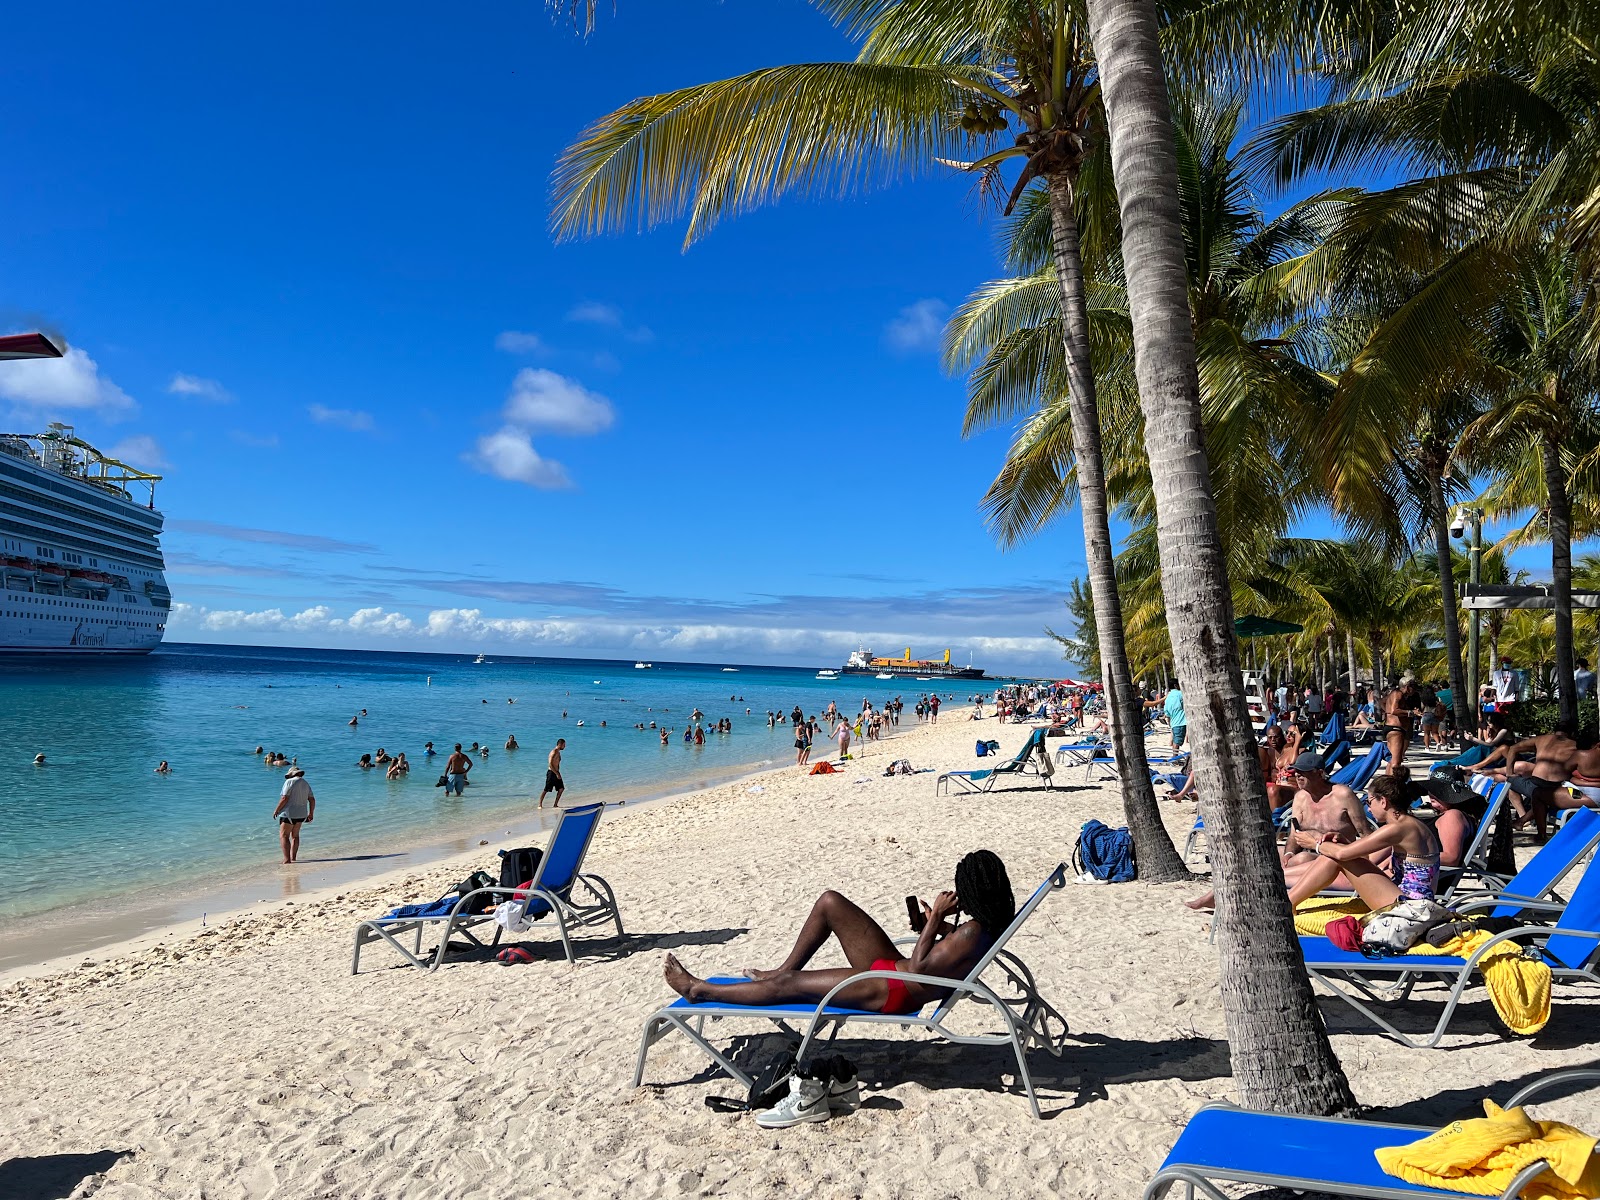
[755,1076,830,1129]
[826,1073,861,1115]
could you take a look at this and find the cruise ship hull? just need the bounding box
[0,425,170,657]
[842,664,985,680]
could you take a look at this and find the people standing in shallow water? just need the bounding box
[505,733,519,750]
[539,738,566,808]
[664,850,1015,1014]
[273,767,315,864]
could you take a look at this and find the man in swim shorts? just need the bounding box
[273,766,315,864]
[444,743,472,795]
[540,738,566,808]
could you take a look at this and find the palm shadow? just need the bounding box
[0,1150,130,1199]
[644,1027,1233,1120]
[1315,990,1600,1050]
[1375,1058,1600,1126]
[439,926,748,967]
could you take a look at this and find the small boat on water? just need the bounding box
[816,669,839,680]
[473,653,488,664]
[634,661,652,669]
[875,672,895,680]
[722,667,739,672]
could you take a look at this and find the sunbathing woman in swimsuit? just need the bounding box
[1282,775,1441,908]
[663,850,1015,1016]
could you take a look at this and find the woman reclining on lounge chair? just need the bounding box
[663,850,1015,1015]
[1282,774,1441,907]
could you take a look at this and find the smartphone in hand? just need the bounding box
[906,895,926,933]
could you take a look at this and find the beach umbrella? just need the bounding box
[1234,615,1303,638]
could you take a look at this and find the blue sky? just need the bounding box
[0,2,1567,674]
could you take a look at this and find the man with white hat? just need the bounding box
[273,766,316,864]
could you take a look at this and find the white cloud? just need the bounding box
[568,301,622,327]
[308,404,375,432]
[494,330,546,354]
[167,373,232,403]
[164,602,1062,673]
[465,428,573,490]
[106,434,169,470]
[569,302,653,344]
[0,346,136,419]
[503,368,615,435]
[883,299,949,353]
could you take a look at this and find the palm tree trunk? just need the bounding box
[1044,172,1187,881]
[1424,465,1472,731]
[1542,428,1577,728]
[1346,631,1358,701]
[1085,0,1355,1116]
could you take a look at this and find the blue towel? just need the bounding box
[386,897,457,920]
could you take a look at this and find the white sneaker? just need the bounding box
[826,1074,861,1115]
[755,1076,831,1129]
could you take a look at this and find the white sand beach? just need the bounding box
[1,716,1594,1199]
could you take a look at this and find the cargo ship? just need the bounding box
[842,647,984,680]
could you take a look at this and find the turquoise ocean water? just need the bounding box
[0,643,966,925]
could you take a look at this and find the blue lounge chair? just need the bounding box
[1087,745,1190,784]
[1318,710,1346,748]
[1320,738,1352,772]
[937,728,1051,795]
[1298,861,1600,1047]
[632,864,1072,1118]
[1329,744,1389,792]
[1451,806,1600,919]
[351,802,623,972]
[1144,1069,1600,1200]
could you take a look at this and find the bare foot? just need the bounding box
[744,967,777,981]
[1184,893,1215,912]
[664,954,699,1000]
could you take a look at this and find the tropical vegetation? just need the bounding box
[545,0,1600,1118]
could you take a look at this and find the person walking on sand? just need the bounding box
[273,766,315,864]
[540,738,566,808]
[835,719,852,761]
[444,743,472,795]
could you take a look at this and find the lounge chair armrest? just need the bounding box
[1503,1069,1600,1110]
[811,969,1012,1017]
[1462,926,1600,971]
[1452,894,1564,916]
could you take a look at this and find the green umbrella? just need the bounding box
[1234,615,1303,638]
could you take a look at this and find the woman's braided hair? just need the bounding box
[954,849,1015,933]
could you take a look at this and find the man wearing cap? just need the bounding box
[273,766,315,864]
[1280,750,1371,865]
[1186,749,1373,910]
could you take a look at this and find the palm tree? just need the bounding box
[1459,247,1600,726]
[548,0,1188,879]
[950,91,1335,693]
[1083,0,1355,1114]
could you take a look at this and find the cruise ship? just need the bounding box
[842,647,985,680]
[0,421,170,655]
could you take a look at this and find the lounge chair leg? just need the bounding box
[551,910,576,964]
[634,1017,664,1087]
[1010,1030,1042,1119]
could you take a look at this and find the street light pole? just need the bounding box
[1467,508,1483,727]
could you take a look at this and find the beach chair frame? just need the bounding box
[632,864,1072,1118]
[1143,1069,1600,1200]
[1299,866,1600,1048]
[350,802,623,973]
[935,729,1051,795]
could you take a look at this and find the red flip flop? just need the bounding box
[496,947,534,966]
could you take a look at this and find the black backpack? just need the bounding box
[498,846,544,890]
[455,869,499,913]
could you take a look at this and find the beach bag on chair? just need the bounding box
[1360,898,1453,957]
[498,846,544,892]
[1073,819,1137,883]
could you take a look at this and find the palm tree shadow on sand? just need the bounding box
[0,1150,130,1199]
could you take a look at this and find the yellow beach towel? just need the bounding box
[1292,899,1552,1035]
[1375,1100,1600,1199]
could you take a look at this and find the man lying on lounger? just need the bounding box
[664,850,1015,1015]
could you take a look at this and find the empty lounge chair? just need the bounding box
[351,801,623,973]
